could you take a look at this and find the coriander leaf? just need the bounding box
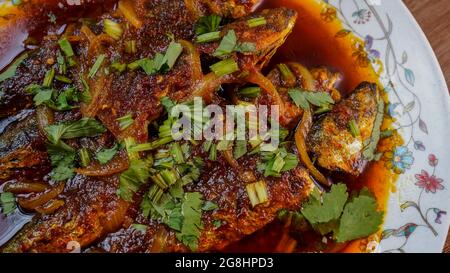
[177,192,203,251]
[1,192,16,215]
[335,195,383,242]
[202,200,218,211]
[33,89,54,106]
[45,118,106,144]
[138,57,155,75]
[235,42,256,53]
[195,14,222,35]
[301,183,348,224]
[288,89,334,110]
[281,153,298,172]
[47,143,76,181]
[96,143,119,164]
[0,53,28,83]
[163,41,183,69]
[213,30,237,58]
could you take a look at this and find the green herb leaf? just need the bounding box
[131,223,148,233]
[0,53,28,82]
[235,42,256,53]
[45,118,106,144]
[213,30,237,57]
[362,98,385,160]
[88,54,106,79]
[47,143,76,181]
[177,192,204,251]
[96,143,119,164]
[301,183,348,224]
[335,195,383,242]
[348,119,360,137]
[79,148,91,167]
[103,19,123,40]
[58,38,74,57]
[233,140,247,159]
[196,31,221,43]
[238,86,261,99]
[163,41,183,69]
[195,14,222,35]
[0,192,16,215]
[117,159,151,201]
[288,89,334,110]
[202,200,218,211]
[43,68,55,87]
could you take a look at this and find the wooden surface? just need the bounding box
[402,0,450,253]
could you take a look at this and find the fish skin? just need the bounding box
[307,82,379,176]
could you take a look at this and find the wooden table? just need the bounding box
[403,0,450,253]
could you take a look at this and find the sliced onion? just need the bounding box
[245,70,285,114]
[4,181,49,194]
[190,72,227,102]
[179,40,203,83]
[288,62,315,90]
[81,75,110,117]
[80,25,96,43]
[76,151,129,176]
[294,110,330,186]
[35,199,65,215]
[118,0,143,29]
[18,182,65,211]
[36,105,54,137]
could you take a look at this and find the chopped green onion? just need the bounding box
[117,113,134,130]
[247,17,267,28]
[209,143,217,161]
[67,57,77,67]
[127,60,141,70]
[88,54,106,79]
[196,31,221,43]
[171,142,185,164]
[128,143,153,153]
[246,180,268,207]
[55,75,72,84]
[210,58,239,77]
[125,40,137,54]
[163,41,183,69]
[57,51,67,75]
[238,86,261,98]
[111,62,127,73]
[79,148,91,167]
[80,77,91,103]
[203,140,212,152]
[278,63,296,87]
[151,136,174,150]
[131,223,148,233]
[160,169,179,186]
[314,105,332,115]
[58,38,74,57]
[124,137,140,160]
[235,42,256,53]
[348,119,360,137]
[43,68,55,87]
[147,185,165,203]
[103,19,123,40]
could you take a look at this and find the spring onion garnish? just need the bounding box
[278,63,296,87]
[164,41,183,69]
[238,86,261,98]
[247,17,267,28]
[348,119,360,137]
[233,140,247,159]
[210,58,239,77]
[117,113,134,130]
[271,152,285,173]
[79,148,91,167]
[124,137,139,160]
[196,31,221,43]
[125,40,137,54]
[209,143,217,161]
[213,30,237,57]
[195,14,222,35]
[0,192,16,215]
[127,60,140,70]
[55,75,72,84]
[111,62,127,73]
[56,51,66,75]
[171,142,185,164]
[88,54,106,79]
[246,180,269,207]
[103,19,123,40]
[43,68,55,87]
[58,38,74,57]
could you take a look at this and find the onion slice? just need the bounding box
[294,110,330,186]
[118,0,143,29]
[18,183,65,211]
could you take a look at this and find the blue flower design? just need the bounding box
[352,9,371,24]
[387,103,400,117]
[364,35,381,62]
[385,146,414,174]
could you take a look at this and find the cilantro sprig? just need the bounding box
[300,183,383,242]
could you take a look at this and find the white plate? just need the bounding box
[325,0,450,252]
